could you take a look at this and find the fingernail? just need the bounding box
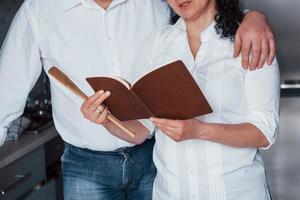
[105,91,111,96]
[98,90,104,94]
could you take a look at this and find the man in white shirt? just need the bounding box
[0,0,276,199]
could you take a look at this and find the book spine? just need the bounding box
[130,90,153,117]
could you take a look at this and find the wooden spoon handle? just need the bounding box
[48,67,135,138]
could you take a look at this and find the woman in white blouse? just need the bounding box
[80,0,279,199]
[135,0,280,199]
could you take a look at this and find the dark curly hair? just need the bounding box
[171,0,244,40]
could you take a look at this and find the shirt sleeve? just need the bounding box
[244,59,280,150]
[153,0,171,25]
[0,1,42,146]
[138,119,156,138]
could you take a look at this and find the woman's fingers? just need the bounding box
[153,119,186,142]
[150,117,180,129]
[159,127,183,142]
[156,124,177,133]
[158,126,177,139]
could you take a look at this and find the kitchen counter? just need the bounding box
[0,126,63,200]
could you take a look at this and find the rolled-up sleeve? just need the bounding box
[0,1,42,146]
[244,60,280,149]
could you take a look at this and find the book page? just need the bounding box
[132,60,213,119]
[131,60,176,87]
[99,76,131,89]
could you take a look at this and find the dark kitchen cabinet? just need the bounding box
[0,127,64,200]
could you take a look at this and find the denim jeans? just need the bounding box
[61,138,156,200]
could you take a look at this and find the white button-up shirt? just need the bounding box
[134,18,280,200]
[0,0,170,150]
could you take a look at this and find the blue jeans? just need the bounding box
[61,138,156,200]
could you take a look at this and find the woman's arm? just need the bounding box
[150,117,269,148]
[151,60,280,149]
[203,123,269,148]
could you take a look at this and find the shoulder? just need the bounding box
[129,0,170,14]
[152,0,169,9]
[22,0,57,8]
[21,0,64,15]
[156,25,178,41]
[150,25,182,49]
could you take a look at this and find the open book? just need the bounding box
[86,60,213,121]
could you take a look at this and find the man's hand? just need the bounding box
[80,90,111,124]
[234,11,276,70]
[150,117,207,142]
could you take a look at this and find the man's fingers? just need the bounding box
[241,39,251,69]
[267,37,276,65]
[81,90,111,123]
[249,39,261,70]
[81,90,104,112]
[87,91,110,113]
[257,39,269,68]
[95,107,109,124]
[233,34,242,58]
[89,110,100,122]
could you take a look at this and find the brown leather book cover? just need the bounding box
[86,60,213,121]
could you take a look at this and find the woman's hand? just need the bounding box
[150,118,270,148]
[80,90,111,124]
[150,117,207,142]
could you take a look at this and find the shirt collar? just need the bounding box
[64,0,127,11]
[109,0,127,9]
[64,0,81,11]
[174,17,218,42]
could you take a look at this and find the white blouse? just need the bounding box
[134,18,280,200]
